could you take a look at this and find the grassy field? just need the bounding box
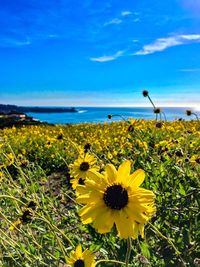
[0,118,199,267]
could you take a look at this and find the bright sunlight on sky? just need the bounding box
[0,0,200,107]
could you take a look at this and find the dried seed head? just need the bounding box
[156,122,162,128]
[136,254,150,265]
[186,110,192,116]
[154,108,161,114]
[194,258,200,267]
[175,150,183,157]
[128,124,134,132]
[84,143,91,153]
[57,134,63,140]
[142,90,149,97]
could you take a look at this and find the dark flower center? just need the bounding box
[195,158,200,164]
[103,184,128,210]
[21,209,33,223]
[78,178,85,185]
[74,259,85,267]
[84,143,91,153]
[80,162,90,171]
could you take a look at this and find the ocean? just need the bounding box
[26,107,195,124]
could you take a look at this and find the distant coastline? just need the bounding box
[0,104,78,114]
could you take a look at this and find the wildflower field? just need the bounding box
[0,118,199,266]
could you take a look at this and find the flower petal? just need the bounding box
[93,208,114,233]
[117,160,131,182]
[114,210,135,239]
[127,169,145,187]
[76,244,82,258]
[105,164,117,183]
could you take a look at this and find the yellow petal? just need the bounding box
[76,244,82,258]
[85,171,104,184]
[93,208,114,233]
[114,211,134,239]
[105,164,117,183]
[9,218,22,231]
[127,169,145,187]
[117,160,131,182]
[79,203,105,224]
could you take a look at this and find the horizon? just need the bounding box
[0,0,200,106]
[0,102,198,109]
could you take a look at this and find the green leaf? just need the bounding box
[140,242,150,259]
[179,183,186,196]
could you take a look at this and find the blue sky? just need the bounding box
[0,0,200,107]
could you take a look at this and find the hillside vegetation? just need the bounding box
[0,119,199,267]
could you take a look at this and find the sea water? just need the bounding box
[26,107,196,124]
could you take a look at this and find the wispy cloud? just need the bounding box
[0,37,31,47]
[90,50,124,62]
[180,68,200,72]
[133,18,140,22]
[134,34,200,55]
[104,18,122,26]
[121,11,132,16]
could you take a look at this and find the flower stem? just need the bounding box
[109,114,127,122]
[95,259,131,266]
[147,96,156,109]
[125,237,132,267]
[162,111,167,121]
[149,222,187,267]
[192,112,199,121]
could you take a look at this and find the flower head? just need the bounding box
[76,160,156,239]
[156,122,162,128]
[69,153,98,189]
[142,90,149,97]
[153,108,161,114]
[186,110,192,116]
[67,245,95,267]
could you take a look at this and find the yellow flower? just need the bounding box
[70,153,98,189]
[190,155,200,165]
[67,245,95,267]
[9,218,22,231]
[76,160,156,239]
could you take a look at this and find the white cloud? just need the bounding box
[179,34,200,40]
[133,18,140,22]
[104,18,122,26]
[0,37,31,47]
[180,68,200,72]
[134,34,200,55]
[121,11,132,16]
[90,50,124,62]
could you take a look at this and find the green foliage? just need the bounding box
[0,120,199,266]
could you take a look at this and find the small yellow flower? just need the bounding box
[70,153,98,189]
[107,152,113,160]
[67,245,95,267]
[9,218,22,231]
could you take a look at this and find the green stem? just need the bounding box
[0,194,25,205]
[125,237,132,267]
[109,114,127,122]
[95,259,131,266]
[192,113,199,121]
[147,96,156,109]
[149,222,187,267]
[162,111,167,121]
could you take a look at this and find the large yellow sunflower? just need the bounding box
[67,244,95,267]
[69,153,98,189]
[76,160,156,239]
